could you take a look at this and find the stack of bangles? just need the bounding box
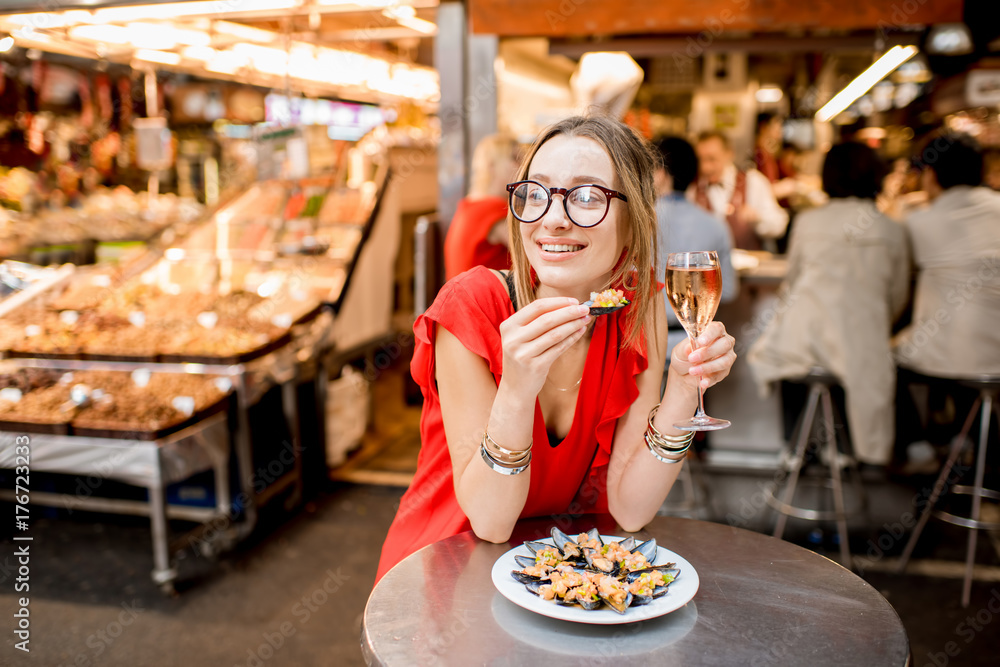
[645,404,695,464]
[480,431,532,475]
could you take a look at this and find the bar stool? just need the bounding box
[764,368,866,569]
[896,375,1000,607]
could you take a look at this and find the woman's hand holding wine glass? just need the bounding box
[665,251,736,431]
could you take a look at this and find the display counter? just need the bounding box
[0,161,395,591]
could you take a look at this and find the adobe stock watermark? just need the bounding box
[922,587,1000,667]
[237,567,350,667]
[893,253,1000,367]
[667,0,753,68]
[63,600,145,667]
[735,289,798,355]
[413,609,473,663]
[58,451,128,514]
[877,0,941,38]
[853,460,971,576]
[725,415,843,530]
[189,440,302,557]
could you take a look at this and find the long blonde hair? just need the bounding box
[507,115,659,351]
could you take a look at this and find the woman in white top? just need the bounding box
[748,143,910,465]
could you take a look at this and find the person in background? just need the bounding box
[443,134,520,280]
[748,143,910,466]
[692,131,788,251]
[777,142,800,182]
[893,132,1000,464]
[753,112,783,183]
[654,136,739,358]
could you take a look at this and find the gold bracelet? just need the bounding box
[483,430,531,464]
[647,405,696,447]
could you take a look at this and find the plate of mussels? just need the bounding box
[491,527,700,625]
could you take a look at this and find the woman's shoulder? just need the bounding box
[444,265,508,292]
[425,266,512,324]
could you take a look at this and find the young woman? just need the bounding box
[375,116,736,582]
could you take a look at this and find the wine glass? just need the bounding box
[665,251,731,431]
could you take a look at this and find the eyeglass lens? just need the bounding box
[510,182,609,227]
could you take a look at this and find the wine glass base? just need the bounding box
[673,416,731,432]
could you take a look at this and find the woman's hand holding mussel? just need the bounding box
[668,321,736,393]
[498,297,592,397]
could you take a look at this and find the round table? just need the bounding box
[362,516,909,666]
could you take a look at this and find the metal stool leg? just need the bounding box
[774,384,821,539]
[962,393,993,607]
[897,396,984,573]
[821,388,852,569]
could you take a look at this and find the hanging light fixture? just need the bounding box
[815,46,919,123]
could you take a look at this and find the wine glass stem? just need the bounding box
[691,334,707,419]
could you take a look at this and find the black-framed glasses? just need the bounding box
[506,180,628,228]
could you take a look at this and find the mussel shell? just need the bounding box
[585,528,604,546]
[523,580,547,597]
[511,570,544,585]
[615,536,636,552]
[625,566,680,600]
[624,565,677,583]
[588,303,628,316]
[578,596,603,611]
[584,549,618,575]
[630,593,654,607]
[514,554,538,569]
[599,589,633,614]
[632,538,658,563]
[550,527,574,549]
[524,540,561,557]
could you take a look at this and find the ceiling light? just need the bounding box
[206,50,248,74]
[213,21,279,44]
[755,86,783,104]
[126,23,177,50]
[182,45,216,61]
[86,0,299,24]
[0,36,13,53]
[815,46,919,123]
[68,24,132,45]
[134,49,182,66]
[926,23,974,56]
[232,43,288,76]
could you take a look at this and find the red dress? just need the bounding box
[375,267,649,583]
[443,197,512,280]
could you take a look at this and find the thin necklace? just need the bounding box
[547,324,590,391]
[546,375,582,392]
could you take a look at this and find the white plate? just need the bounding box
[490,535,700,625]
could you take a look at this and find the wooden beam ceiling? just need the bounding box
[468,0,964,38]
